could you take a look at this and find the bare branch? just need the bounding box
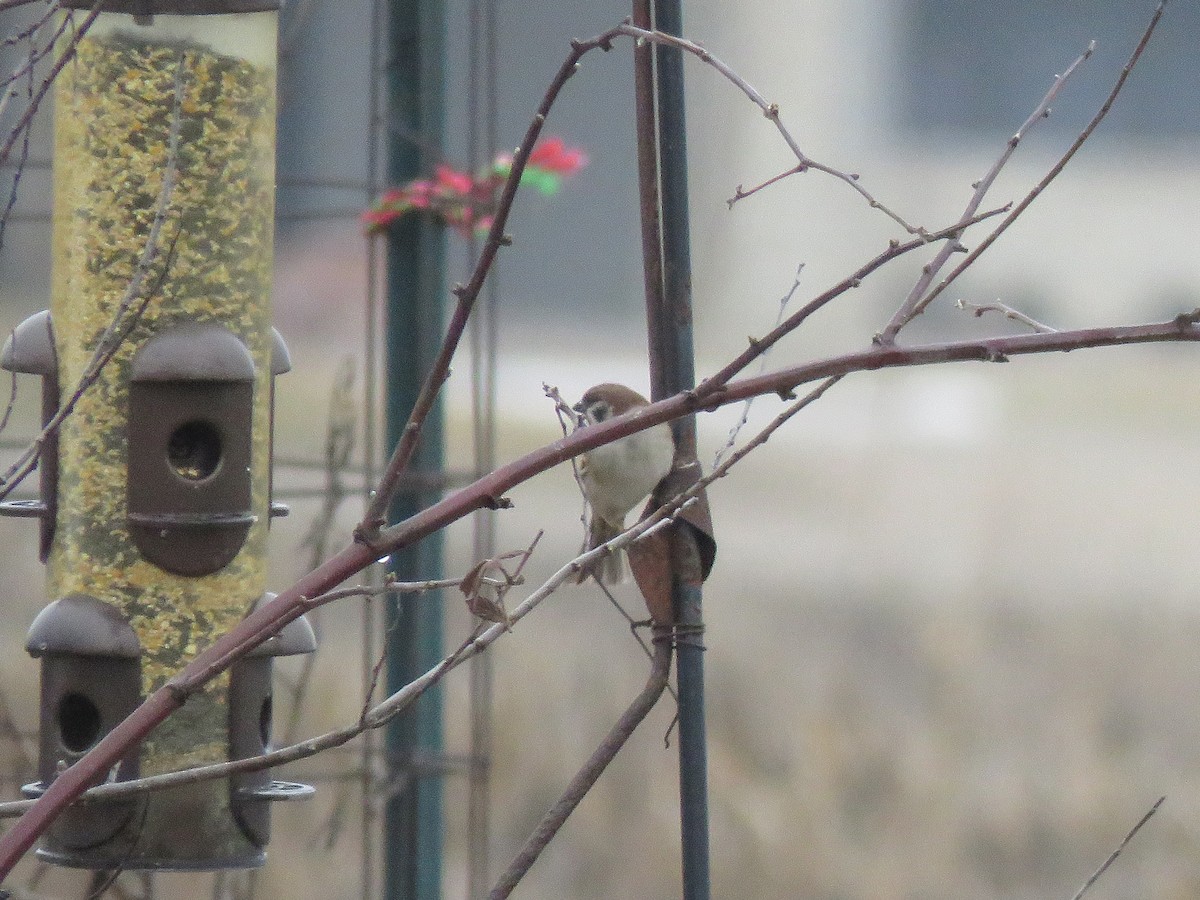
[957,298,1058,334]
[714,262,804,466]
[0,4,66,253]
[618,22,917,233]
[900,1,1167,326]
[701,204,1011,393]
[0,2,104,172]
[877,39,1098,344]
[727,163,803,208]
[1069,796,1165,900]
[356,15,940,544]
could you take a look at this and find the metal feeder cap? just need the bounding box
[26,594,142,659]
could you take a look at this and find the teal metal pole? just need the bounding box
[384,0,446,897]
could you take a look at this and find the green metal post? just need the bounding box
[384,0,446,897]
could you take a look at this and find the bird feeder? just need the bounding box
[0,0,314,870]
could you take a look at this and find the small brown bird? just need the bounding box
[574,383,674,584]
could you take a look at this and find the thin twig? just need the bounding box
[0,54,188,500]
[727,163,804,208]
[956,298,1058,334]
[617,22,916,233]
[714,262,804,466]
[877,38,1097,343]
[0,1,105,172]
[0,6,65,253]
[1068,796,1164,900]
[545,380,593,552]
[699,204,1011,394]
[907,1,1167,324]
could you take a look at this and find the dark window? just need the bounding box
[898,2,1200,138]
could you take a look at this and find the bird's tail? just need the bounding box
[576,516,628,585]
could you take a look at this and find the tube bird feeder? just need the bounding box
[1,0,313,871]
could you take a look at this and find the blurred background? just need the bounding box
[3,0,1200,897]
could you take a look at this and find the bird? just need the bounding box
[573,383,675,584]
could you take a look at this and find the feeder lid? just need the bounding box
[270,327,291,376]
[131,322,255,383]
[0,310,55,377]
[243,593,317,658]
[26,594,141,659]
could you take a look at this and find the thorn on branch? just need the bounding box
[1173,308,1200,327]
[484,495,514,510]
[764,102,779,120]
[452,282,468,298]
[353,521,385,547]
[165,681,191,704]
[500,233,514,246]
[776,388,797,401]
[984,348,1009,363]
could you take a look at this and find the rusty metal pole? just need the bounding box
[634,0,712,897]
